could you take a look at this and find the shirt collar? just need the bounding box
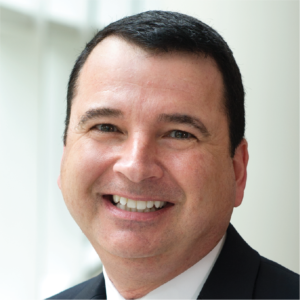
[103,235,225,300]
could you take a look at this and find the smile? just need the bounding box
[111,195,166,213]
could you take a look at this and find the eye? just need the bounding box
[95,124,118,132]
[168,130,195,139]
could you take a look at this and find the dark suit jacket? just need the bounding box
[48,224,299,299]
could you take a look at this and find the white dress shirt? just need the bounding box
[103,235,225,300]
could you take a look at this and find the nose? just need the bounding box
[113,134,164,183]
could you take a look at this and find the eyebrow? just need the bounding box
[78,108,123,127]
[158,113,210,137]
[78,108,210,136]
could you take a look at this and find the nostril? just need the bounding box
[113,164,164,183]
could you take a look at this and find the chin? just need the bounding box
[95,234,166,259]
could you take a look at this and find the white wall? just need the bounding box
[0,15,39,300]
[0,4,100,299]
[159,0,299,276]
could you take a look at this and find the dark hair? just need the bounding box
[64,10,245,157]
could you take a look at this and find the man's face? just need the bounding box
[59,37,247,261]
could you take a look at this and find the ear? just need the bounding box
[57,147,66,190]
[233,139,249,207]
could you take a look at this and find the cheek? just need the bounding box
[69,140,117,179]
[166,149,235,209]
[166,150,214,196]
[60,140,118,211]
[168,151,235,238]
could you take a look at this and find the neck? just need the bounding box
[97,237,222,299]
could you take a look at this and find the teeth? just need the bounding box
[119,204,126,210]
[154,201,160,208]
[137,201,146,210]
[127,199,136,209]
[112,196,166,213]
[120,197,127,205]
[113,195,120,203]
[146,201,154,208]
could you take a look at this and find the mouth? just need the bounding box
[104,194,171,213]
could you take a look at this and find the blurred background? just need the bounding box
[0,0,298,299]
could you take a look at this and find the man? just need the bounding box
[48,11,299,299]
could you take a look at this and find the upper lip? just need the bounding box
[102,192,175,204]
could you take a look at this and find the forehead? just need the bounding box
[80,37,222,93]
[74,36,225,118]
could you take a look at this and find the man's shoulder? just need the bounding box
[46,279,92,299]
[46,272,106,300]
[254,256,299,299]
[200,224,299,299]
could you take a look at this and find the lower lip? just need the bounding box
[103,197,173,221]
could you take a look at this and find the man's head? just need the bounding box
[64,10,245,157]
[58,10,248,275]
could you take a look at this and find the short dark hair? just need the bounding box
[64,10,245,157]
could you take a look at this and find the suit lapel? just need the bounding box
[198,224,261,299]
[74,272,107,299]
